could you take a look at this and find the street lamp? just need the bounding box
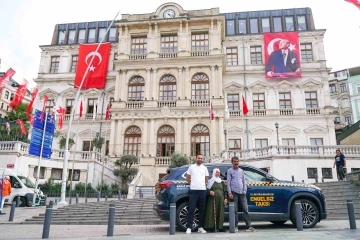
[275,122,279,152]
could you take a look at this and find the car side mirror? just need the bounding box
[265,174,274,183]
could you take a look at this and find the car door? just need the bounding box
[242,167,284,221]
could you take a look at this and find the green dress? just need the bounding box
[204,181,226,230]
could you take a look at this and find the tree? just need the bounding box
[0,103,30,142]
[7,103,28,122]
[113,155,139,192]
[92,136,104,152]
[170,153,189,168]
[59,136,75,150]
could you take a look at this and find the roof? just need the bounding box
[337,120,360,141]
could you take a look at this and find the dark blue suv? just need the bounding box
[153,163,327,230]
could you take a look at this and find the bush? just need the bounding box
[170,154,189,168]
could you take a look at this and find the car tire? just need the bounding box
[176,202,200,231]
[290,199,319,228]
[270,221,287,225]
[13,197,27,207]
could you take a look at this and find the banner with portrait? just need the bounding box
[264,32,301,79]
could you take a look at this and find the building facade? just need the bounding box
[27,3,360,186]
[348,66,360,123]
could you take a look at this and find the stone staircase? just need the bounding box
[23,198,164,225]
[316,181,360,220]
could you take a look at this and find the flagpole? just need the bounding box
[85,119,93,203]
[242,113,245,164]
[59,10,120,205]
[100,120,110,195]
[32,112,48,206]
[68,117,80,204]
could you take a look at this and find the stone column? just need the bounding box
[177,68,183,99]
[176,118,182,153]
[142,119,149,154]
[121,70,127,101]
[80,169,87,183]
[114,72,121,100]
[44,167,52,180]
[211,119,217,155]
[211,66,216,98]
[218,117,225,153]
[109,120,116,156]
[149,119,156,156]
[153,69,158,101]
[217,66,223,98]
[28,165,36,179]
[183,118,190,155]
[145,68,151,100]
[185,67,190,99]
[115,120,123,156]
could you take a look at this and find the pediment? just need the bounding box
[304,125,327,134]
[275,80,296,91]
[84,88,102,97]
[250,126,273,134]
[248,81,270,92]
[101,129,111,138]
[278,125,300,134]
[223,81,244,91]
[59,88,77,97]
[299,78,323,90]
[227,126,244,134]
[55,130,76,139]
[78,129,99,138]
[106,86,115,94]
[39,88,59,99]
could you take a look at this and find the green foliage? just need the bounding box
[59,136,75,150]
[0,103,30,142]
[73,182,96,193]
[113,155,139,190]
[38,179,70,193]
[7,103,28,121]
[170,153,189,168]
[92,136,105,151]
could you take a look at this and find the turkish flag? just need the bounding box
[16,119,27,135]
[79,101,83,118]
[345,0,360,9]
[209,101,214,120]
[105,103,111,120]
[9,80,28,110]
[74,43,111,89]
[57,107,66,130]
[0,68,15,89]
[242,96,249,115]
[26,88,38,123]
[264,32,301,79]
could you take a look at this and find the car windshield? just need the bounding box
[17,176,35,188]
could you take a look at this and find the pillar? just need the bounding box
[185,67,190,99]
[153,69,158,101]
[217,66,223,98]
[115,120,123,156]
[183,118,190,155]
[28,165,36,179]
[142,119,149,154]
[109,120,116,156]
[218,117,225,152]
[114,72,120,101]
[44,167,52,180]
[211,120,217,155]
[149,119,156,156]
[121,70,127,101]
[145,68,151,100]
[178,68,183,99]
[176,118,182,153]
[211,66,216,98]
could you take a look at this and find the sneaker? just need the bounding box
[235,228,239,232]
[186,228,191,234]
[246,226,256,232]
[198,227,207,233]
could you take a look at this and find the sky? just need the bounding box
[0,0,359,89]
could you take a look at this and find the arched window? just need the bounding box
[159,75,177,101]
[123,126,141,156]
[157,125,175,156]
[191,73,209,100]
[191,124,210,156]
[128,76,145,101]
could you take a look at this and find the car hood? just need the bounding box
[278,180,321,190]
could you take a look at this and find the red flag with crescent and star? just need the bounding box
[345,0,360,9]
[74,43,111,89]
[264,32,301,79]
[0,68,16,89]
[9,79,28,110]
[16,119,27,135]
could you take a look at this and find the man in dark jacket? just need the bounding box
[333,150,347,181]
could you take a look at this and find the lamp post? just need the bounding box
[275,122,279,153]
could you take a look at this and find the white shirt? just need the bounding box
[282,49,288,66]
[187,164,209,190]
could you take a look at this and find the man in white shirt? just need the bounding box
[185,153,209,234]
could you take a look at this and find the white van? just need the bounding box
[0,168,44,207]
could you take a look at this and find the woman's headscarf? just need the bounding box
[207,168,222,189]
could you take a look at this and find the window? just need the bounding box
[82,141,93,151]
[51,168,63,180]
[191,124,210,157]
[45,99,54,113]
[10,93,14,101]
[307,168,317,179]
[68,30,76,44]
[128,76,145,101]
[329,84,336,93]
[322,168,333,179]
[50,56,60,73]
[78,29,86,43]
[340,83,348,93]
[161,35,178,53]
[342,98,350,108]
[109,28,117,42]
[243,169,267,182]
[285,16,294,31]
[70,55,78,72]
[159,75,177,101]
[191,33,209,51]
[157,125,175,157]
[351,168,360,172]
[227,94,239,110]
[124,126,141,157]
[0,103,3,109]
[335,116,340,124]
[273,17,282,32]
[68,170,80,181]
[345,116,352,125]
[297,16,307,31]
[191,73,209,100]
[301,43,313,62]
[250,46,262,64]
[336,71,347,78]
[66,99,74,114]
[98,28,106,42]
[253,93,265,110]
[33,167,45,179]
[282,138,295,145]
[226,47,238,65]
[255,139,268,148]
[5,91,9,99]
[226,20,235,35]
[250,19,258,34]
[261,18,270,33]
[357,84,360,93]
[87,98,98,114]
[238,19,247,34]
[229,139,241,150]
[279,92,292,109]
[331,99,338,108]
[131,37,147,54]
[88,29,96,43]
[310,138,323,146]
[58,30,66,44]
[305,92,318,108]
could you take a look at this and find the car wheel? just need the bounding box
[290,199,319,228]
[176,202,199,231]
[13,197,27,207]
[270,221,287,225]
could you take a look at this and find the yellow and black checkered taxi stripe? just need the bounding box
[170,180,318,189]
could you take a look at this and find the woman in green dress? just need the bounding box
[204,168,227,232]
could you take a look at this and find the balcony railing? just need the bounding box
[306,108,321,115]
[126,101,144,109]
[129,54,146,60]
[253,109,267,116]
[191,51,210,57]
[159,53,177,58]
[158,100,177,108]
[190,99,210,107]
[280,109,294,116]
[155,157,171,165]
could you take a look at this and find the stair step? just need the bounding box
[23,219,164,225]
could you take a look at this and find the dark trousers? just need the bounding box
[232,191,251,228]
[336,166,345,180]
[187,190,207,229]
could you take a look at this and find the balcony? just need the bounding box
[280,109,294,116]
[190,99,210,107]
[190,51,210,57]
[159,53,177,58]
[306,108,321,115]
[155,157,171,165]
[158,100,176,108]
[129,54,146,60]
[230,110,242,117]
[126,101,144,109]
